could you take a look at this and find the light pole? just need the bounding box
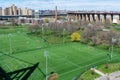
[42,26,44,41]
[8,34,12,54]
[63,28,66,43]
[111,38,116,60]
[44,51,49,80]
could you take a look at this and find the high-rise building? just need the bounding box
[2,4,18,16]
[6,7,9,15]
[9,7,12,15]
[18,8,22,15]
[11,4,17,15]
[28,9,33,15]
[0,7,2,15]
[2,9,6,16]
[0,4,33,16]
[22,7,28,15]
[22,8,34,16]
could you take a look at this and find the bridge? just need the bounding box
[0,15,33,20]
[67,11,120,23]
[0,14,67,20]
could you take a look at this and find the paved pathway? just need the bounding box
[95,71,120,80]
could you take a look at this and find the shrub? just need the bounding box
[97,43,109,50]
[28,24,40,34]
[0,26,10,29]
[88,41,95,46]
[114,47,120,53]
[71,32,80,42]
[91,36,101,45]
[80,38,91,44]
[43,18,49,23]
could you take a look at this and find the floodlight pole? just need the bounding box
[42,26,44,39]
[8,34,12,54]
[44,51,48,80]
[111,43,113,59]
[86,25,88,40]
[111,38,116,60]
[63,28,65,43]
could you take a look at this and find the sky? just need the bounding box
[0,0,120,11]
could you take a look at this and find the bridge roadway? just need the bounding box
[0,14,67,20]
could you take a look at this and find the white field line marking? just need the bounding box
[59,54,117,77]
[79,55,107,65]
[1,56,28,69]
[49,55,67,60]
[4,64,13,72]
[14,59,28,68]
[49,51,108,69]
[1,60,12,71]
[49,56,79,68]
[49,52,80,67]
[34,54,56,71]
[77,50,108,58]
[3,58,28,72]
[59,58,106,76]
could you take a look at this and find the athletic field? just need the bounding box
[0,28,120,80]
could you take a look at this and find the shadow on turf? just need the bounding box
[0,62,39,80]
[0,52,46,79]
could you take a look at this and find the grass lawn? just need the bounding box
[0,27,120,80]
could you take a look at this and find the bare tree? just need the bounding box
[82,25,96,39]
[28,24,40,33]
[98,30,118,45]
[91,36,101,45]
[104,19,111,28]
[11,18,18,26]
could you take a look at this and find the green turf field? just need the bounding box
[0,27,120,80]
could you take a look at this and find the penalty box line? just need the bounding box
[49,52,80,67]
[1,59,13,72]
[59,54,118,77]
[50,51,107,69]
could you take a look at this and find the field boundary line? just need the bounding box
[4,64,12,72]
[59,54,117,77]
[14,59,28,68]
[50,51,108,69]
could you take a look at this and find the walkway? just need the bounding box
[95,71,120,80]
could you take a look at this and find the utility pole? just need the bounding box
[44,51,49,80]
[55,6,58,23]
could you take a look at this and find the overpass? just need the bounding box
[0,15,33,20]
[0,14,67,20]
[67,11,120,23]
